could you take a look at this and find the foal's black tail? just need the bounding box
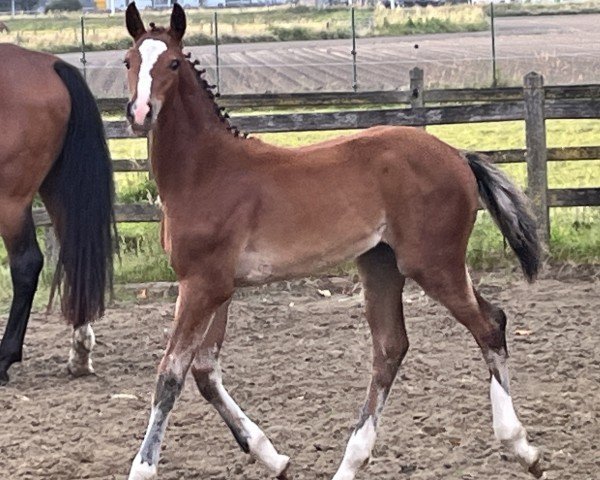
[41,61,115,328]
[465,152,541,282]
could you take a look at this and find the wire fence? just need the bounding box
[73,49,600,99]
[2,6,599,95]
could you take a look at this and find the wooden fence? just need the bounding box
[34,69,600,250]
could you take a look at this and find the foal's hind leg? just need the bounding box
[413,265,543,478]
[333,243,408,480]
[191,300,290,478]
[0,209,43,385]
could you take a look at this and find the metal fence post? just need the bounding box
[523,71,549,248]
[80,16,87,81]
[351,7,357,92]
[490,1,497,87]
[214,11,220,95]
[410,67,424,128]
[44,227,59,271]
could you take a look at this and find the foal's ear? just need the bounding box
[126,2,146,40]
[169,3,186,43]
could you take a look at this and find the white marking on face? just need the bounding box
[209,366,289,475]
[332,416,377,480]
[490,377,540,467]
[134,39,167,125]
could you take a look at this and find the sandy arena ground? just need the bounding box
[0,268,598,480]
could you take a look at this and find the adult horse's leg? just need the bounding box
[67,323,96,376]
[0,209,43,385]
[333,243,408,480]
[41,203,97,378]
[128,280,231,480]
[413,264,543,478]
[191,300,291,479]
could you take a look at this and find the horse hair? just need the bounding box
[465,151,541,282]
[187,57,247,139]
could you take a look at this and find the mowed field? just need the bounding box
[54,13,600,96]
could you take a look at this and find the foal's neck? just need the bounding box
[150,62,243,196]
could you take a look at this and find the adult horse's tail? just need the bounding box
[41,61,115,328]
[465,152,541,282]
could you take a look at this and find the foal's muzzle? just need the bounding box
[126,100,153,135]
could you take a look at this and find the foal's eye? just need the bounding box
[170,59,180,71]
[124,59,130,70]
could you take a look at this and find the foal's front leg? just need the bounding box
[128,281,225,480]
[191,300,290,479]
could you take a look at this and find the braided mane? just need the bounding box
[185,53,247,138]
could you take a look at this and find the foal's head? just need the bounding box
[124,2,187,133]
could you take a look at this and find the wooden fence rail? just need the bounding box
[35,69,599,253]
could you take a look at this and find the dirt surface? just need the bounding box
[59,14,600,96]
[0,269,598,480]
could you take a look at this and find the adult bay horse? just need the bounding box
[0,44,115,385]
[124,4,544,480]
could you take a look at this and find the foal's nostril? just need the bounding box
[146,103,153,120]
[126,101,133,119]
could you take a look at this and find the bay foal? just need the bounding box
[125,4,544,479]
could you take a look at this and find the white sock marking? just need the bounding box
[129,406,166,480]
[134,39,167,125]
[332,417,377,480]
[209,367,289,475]
[128,453,157,480]
[490,376,539,467]
[68,324,95,375]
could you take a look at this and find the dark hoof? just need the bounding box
[276,460,291,480]
[528,459,545,479]
[67,365,96,378]
[0,370,9,386]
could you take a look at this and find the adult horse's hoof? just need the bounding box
[67,360,95,378]
[0,369,9,386]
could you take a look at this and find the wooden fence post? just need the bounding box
[410,67,424,128]
[523,72,549,248]
[44,226,59,269]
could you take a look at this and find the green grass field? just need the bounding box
[0,119,598,309]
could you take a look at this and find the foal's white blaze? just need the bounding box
[490,377,540,467]
[133,39,167,125]
[209,367,290,475]
[332,416,377,480]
